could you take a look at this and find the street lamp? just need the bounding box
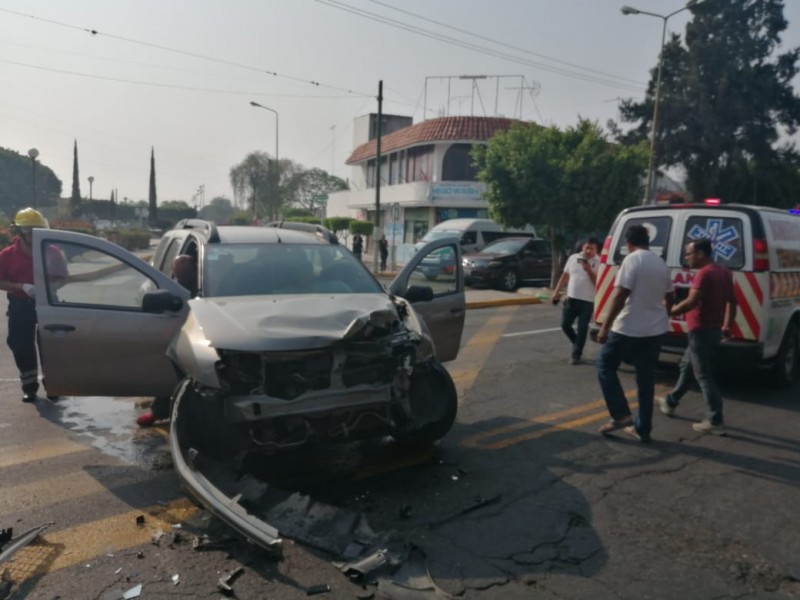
[622,1,697,204]
[88,176,94,201]
[27,148,39,208]
[249,101,279,220]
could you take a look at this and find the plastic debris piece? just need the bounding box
[306,583,331,595]
[171,524,182,530]
[171,574,180,586]
[151,530,164,546]
[114,567,123,575]
[122,583,142,599]
[136,551,144,559]
[135,515,145,526]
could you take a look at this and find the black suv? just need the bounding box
[463,237,552,291]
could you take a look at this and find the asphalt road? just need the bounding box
[1,299,799,599]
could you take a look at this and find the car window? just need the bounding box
[480,239,526,254]
[156,238,184,276]
[461,231,477,245]
[681,216,745,269]
[409,244,457,296]
[42,241,158,309]
[613,216,672,263]
[206,243,383,296]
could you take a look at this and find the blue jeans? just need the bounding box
[667,329,723,426]
[597,332,663,438]
[561,298,593,359]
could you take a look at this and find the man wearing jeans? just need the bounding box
[596,225,674,443]
[551,238,600,365]
[657,238,736,436]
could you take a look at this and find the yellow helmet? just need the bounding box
[13,207,49,229]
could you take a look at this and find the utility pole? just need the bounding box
[373,80,383,274]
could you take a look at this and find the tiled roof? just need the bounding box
[346,116,520,164]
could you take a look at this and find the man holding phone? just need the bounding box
[551,237,601,365]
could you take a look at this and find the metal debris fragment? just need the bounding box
[172,574,180,585]
[151,530,164,546]
[192,534,235,551]
[217,566,244,595]
[0,522,55,565]
[306,583,330,595]
[426,494,501,529]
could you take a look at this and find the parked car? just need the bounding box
[463,237,552,291]
[31,220,466,552]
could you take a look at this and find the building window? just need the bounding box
[442,143,479,181]
[406,145,434,183]
[366,159,376,188]
[389,153,399,185]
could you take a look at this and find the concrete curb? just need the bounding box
[466,296,543,310]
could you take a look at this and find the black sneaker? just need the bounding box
[22,393,38,403]
[570,357,581,365]
[46,395,60,402]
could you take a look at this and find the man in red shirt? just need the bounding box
[0,208,63,402]
[657,238,737,435]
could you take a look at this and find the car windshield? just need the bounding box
[203,243,383,297]
[480,239,526,254]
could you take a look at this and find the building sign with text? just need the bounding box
[429,183,485,200]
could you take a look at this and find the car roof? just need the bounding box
[172,219,329,245]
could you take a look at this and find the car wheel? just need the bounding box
[393,362,457,446]
[499,269,519,291]
[424,272,438,281]
[771,321,799,388]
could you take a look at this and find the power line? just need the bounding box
[0,6,373,99]
[365,0,644,87]
[314,0,645,93]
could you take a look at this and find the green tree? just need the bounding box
[148,147,158,225]
[71,140,81,216]
[614,0,800,205]
[229,151,291,221]
[473,120,647,283]
[199,196,234,224]
[0,147,62,216]
[284,168,348,213]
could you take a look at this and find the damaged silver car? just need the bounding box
[32,222,465,550]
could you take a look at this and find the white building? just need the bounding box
[327,114,520,259]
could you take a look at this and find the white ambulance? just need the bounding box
[592,201,800,386]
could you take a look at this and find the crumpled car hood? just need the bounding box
[188,294,403,352]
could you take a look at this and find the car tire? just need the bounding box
[424,273,438,281]
[393,362,457,446]
[499,269,519,291]
[770,320,798,388]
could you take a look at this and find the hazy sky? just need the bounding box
[2,0,799,207]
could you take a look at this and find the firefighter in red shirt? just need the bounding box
[0,208,61,402]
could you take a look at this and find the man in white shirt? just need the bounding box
[551,237,600,365]
[596,225,674,442]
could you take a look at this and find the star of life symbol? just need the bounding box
[687,219,739,261]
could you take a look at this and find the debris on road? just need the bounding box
[151,530,165,546]
[306,583,331,595]
[217,566,244,596]
[171,573,180,586]
[0,522,55,565]
[122,583,142,599]
[134,515,145,526]
[191,534,235,551]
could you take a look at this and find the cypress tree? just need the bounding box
[71,140,81,216]
[148,147,158,227]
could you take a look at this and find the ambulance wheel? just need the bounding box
[771,321,799,388]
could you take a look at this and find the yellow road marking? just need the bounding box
[0,470,109,514]
[0,438,88,469]
[5,499,199,582]
[448,307,518,393]
[462,385,670,450]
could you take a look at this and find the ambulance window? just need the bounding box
[613,217,672,263]
[681,216,745,269]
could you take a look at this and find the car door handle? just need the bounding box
[42,324,76,332]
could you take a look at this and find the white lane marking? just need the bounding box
[502,327,562,338]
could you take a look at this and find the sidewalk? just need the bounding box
[364,250,549,310]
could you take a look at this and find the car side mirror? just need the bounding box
[142,289,184,313]
[403,285,435,303]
